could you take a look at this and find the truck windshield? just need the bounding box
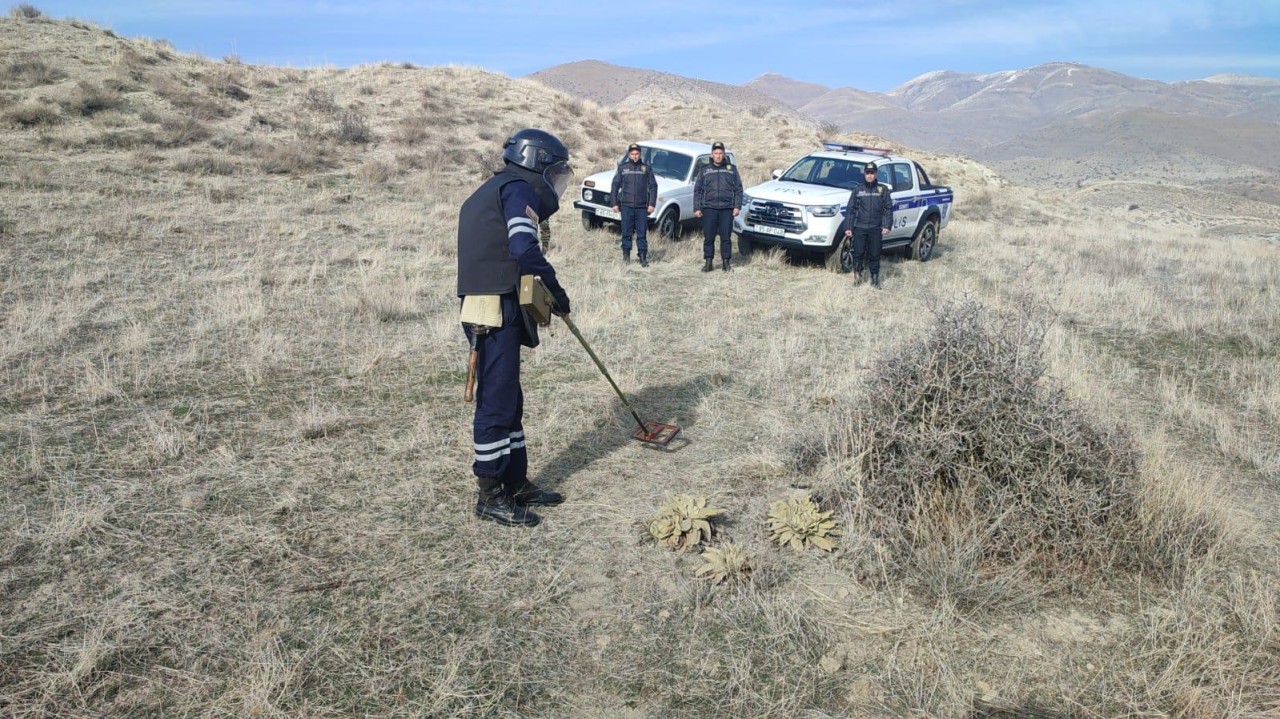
[781,156,865,190]
[628,147,694,181]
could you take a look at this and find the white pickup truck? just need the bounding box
[574,139,734,241]
[734,142,953,271]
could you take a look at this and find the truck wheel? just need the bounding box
[825,234,855,273]
[738,232,752,256]
[909,218,937,262]
[582,210,603,231]
[657,206,681,241]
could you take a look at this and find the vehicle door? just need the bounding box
[880,162,921,242]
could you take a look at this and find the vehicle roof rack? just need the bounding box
[820,140,892,157]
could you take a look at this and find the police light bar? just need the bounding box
[820,140,892,156]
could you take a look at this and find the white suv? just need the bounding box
[734,142,953,270]
[574,140,734,240]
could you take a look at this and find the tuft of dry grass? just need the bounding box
[60,81,123,116]
[258,140,333,174]
[2,101,59,128]
[0,56,64,87]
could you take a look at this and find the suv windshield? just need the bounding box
[627,147,694,181]
[780,156,866,190]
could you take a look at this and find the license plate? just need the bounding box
[596,207,620,220]
[753,224,785,236]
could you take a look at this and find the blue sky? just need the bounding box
[32,0,1280,91]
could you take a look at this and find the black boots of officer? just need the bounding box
[638,252,648,268]
[475,486,539,527]
[722,258,731,272]
[474,481,563,527]
[701,258,714,272]
[623,249,630,265]
[870,272,881,288]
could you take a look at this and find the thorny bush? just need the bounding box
[817,298,1218,593]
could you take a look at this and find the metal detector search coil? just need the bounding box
[525,277,682,446]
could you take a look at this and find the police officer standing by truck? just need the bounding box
[456,128,575,527]
[842,162,893,287]
[693,141,743,272]
[610,143,657,267]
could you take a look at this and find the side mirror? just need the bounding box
[771,169,783,180]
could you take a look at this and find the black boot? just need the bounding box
[475,486,540,527]
[854,267,864,283]
[638,252,649,268]
[870,272,881,288]
[701,258,714,272]
[622,249,631,265]
[509,481,564,506]
[722,258,731,272]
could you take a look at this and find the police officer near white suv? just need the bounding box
[610,143,657,267]
[842,162,894,287]
[693,141,743,272]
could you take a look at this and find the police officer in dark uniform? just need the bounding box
[693,141,743,272]
[610,143,657,267]
[842,162,893,287]
[457,129,575,527]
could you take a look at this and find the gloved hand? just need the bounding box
[552,291,571,317]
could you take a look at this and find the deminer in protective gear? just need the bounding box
[456,129,575,527]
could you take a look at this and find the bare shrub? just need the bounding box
[818,299,1221,601]
[331,108,372,144]
[749,104,770,118]
[61,82,122,116]
[644,116,657,133]
[258,141,333,174]
[9,3,44,19]
[818,120,841,136]
[0,57,64,87]
[304,87,337,114]
[3,102,60,128]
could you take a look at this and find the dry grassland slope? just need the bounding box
[2,11,1279,719]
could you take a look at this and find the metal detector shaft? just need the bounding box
[558,313,650,436]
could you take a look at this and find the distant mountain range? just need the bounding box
[531,60,1280,190]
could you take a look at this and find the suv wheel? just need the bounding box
[825,234,856,273]
[656,206,681,241]
[909,218,937,262]
[582,210,604,231]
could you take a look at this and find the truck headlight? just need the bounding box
[742,193,754,207]
[808,204,839,217]
[584,189,594,202]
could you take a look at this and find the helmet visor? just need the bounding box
[543,161,575,198]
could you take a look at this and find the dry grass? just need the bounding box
[1,14,1279,719]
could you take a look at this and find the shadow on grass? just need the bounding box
[534,374,718,488]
